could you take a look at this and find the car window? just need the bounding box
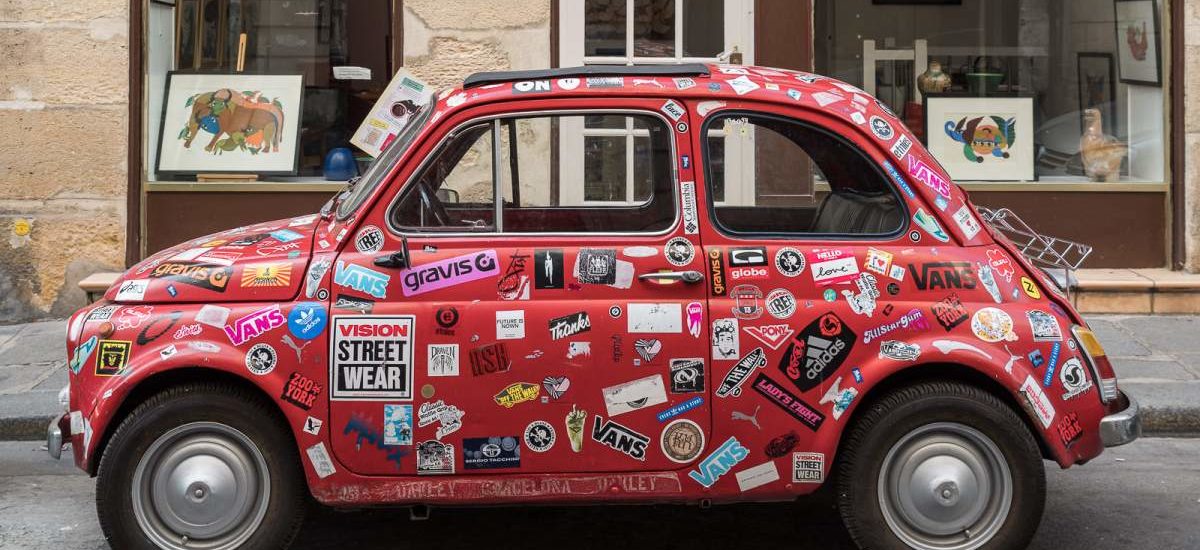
[337,98,435,219]
[703,112,906,237]
[390,112,676,234]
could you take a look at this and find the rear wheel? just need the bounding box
[96,383,306,550]
[836,381,1045,550]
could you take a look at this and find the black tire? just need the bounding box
[836,381,1045,550]
[96,382,306,550]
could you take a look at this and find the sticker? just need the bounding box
[670,358,705,393]
[469,343,510,376]
[913,209,950,243]
[383,404,413,446]
[665,237,695,266]
[86,305,119,323]
[656,396,704,422]
[399,250,498,297]
[743,324,795,350]
[567,342,591,359]
[330,315,414,400]
[628,303,683,333]
[1056,414,1083,448]
[565,405,587,453]
[811,91,844,107]
[890,133,913,160]
[622,246,657,258]
[696,100,726,117]
[513,80,551,93]
[241,263,291,288]
[245,343,277,375]
[287,302,327,340]
[549,311,590,340]
[354,225,385,254]
[1021,277,1042,299]
[115,279,149,301]
[304,257,333,299]
[688,436,749,487]
[302,416,323,436]
[681,181,699,234]
[811,257,859,285]
[1021,375,1056,428]
[712,318,740,360]
[635,338,663,363]
[1027,310,1063,341]
[727,75,760,95]
[417,400,465,439]
[69,336,98,375]
[497,251,531,301]
[95,340,131,376]
[534,249,564,289]
[602,374,668,417]
[932,293,970,331]
[543,376,571,399]
[869,116,894,141]
[463,436,521,469]
[730,285,763,320]
[953,205,982,239]
[661,419,705,464]
[673,77,696,90]
[660,99,686,121]
[882,161,917,199]
[417,440,455,475]
[779,313,856,391]
[592,416,650,460]
[519,421,557,453]
[150,262,233,292]
[842,273,881,317]
[306,442,336,478]
[765,288,797,319]
[557,77,580,90]
[708,249,727,297]
[494,382,540,408]
[819,376,858,420]
[496,310,526,340]
[908,156,952,198]
[774,247,806,277]
[716,348,768,398]
[971,308,1017,342]
[730,247,767,267]
[575,248,618,285]
[686,302,704,338]
[753,373,825,431]
[792,452,824,483]
[1059,358,1094,400]
[586,76,624,88]
[736,461,780,492]
[281,372,322,410]
[427,344,460,377]
[765,432,799,458]
[879,340,921,361]
[333,261,390,299]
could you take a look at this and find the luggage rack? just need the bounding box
[977,207,1093,271]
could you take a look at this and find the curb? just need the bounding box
[2,408,1199,442]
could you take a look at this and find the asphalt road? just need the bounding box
[0,438,1197,550]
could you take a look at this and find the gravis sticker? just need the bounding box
[602,374,668,417]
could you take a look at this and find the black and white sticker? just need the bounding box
[775,247,806,277]
[681,181,699,234]
[524,420,557,453]
[330,315,414,400]
[245,343,277,375]
[665,237,695,267]
[869,116,894,141]
[354,225,385,254]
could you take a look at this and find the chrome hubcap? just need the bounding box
[132,422,270,550]
[878,422,1012,550]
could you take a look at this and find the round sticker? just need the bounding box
[887,282,900,295]
[970,307,1016,343]
[676,121,688,133]
[245,343,277,376]
[766,288,797,319]
[609,305,623,318]
[436,307,460,329]
[909,230,922,243]
[524,421,557,453]
[1020,276,1042,300]
[421,384,436,398]
[823,288,837,302]
[354,225,385,254]
[288,302,328,340]
[557,78,580,90]
[775,247,806,277]
[660,419,705,464]
[665,237,695,267]
[869,116,895,141]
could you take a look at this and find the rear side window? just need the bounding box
[703,112,905,237]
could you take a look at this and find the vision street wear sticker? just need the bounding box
[354,225,385,253]
[681,181,699,234]
[417,440,455,475]
[592,415,649,460]
[736,460,780,492]
[306,442,336,478]
[792,452,824,483]
[661,419,705,464]
[399,250,499,297]
[665,237,695,266]
[330,315,414,400]
[427,343,460,377]
[417,400,464,439]
[688,436,749,487]
[524,421,557,452]
[463,436,521,469]
[712,318,740,360]
[716,347,767,398]
[775,247,806,277]
[602,374,668,417]
[245,343,277,375]
[670,358,705,393]
[95,340,131,376]
[779,312,856,392]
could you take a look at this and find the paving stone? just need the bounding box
[1083,316,1151,357]
[1111,358,1197,382]
[31,364,67,392]
[0,364,61,394]
[1120,316,1200,354]
[0,327,66,367]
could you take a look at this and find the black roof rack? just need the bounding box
[463,64,710,89]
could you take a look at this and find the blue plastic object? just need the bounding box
[323,147,358,181]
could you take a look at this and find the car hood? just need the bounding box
[107,214,320,304]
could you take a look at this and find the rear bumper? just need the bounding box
[1100,392,1140,448]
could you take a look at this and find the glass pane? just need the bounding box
[585,136,627,201]
[683,0,723,57]
[394,124,494,231]
[585,114,627,129]
[586,0,627,57]
[634,0,675,57]
[177,0,197,69]
[707,135,726,202]
[633,136,653,200]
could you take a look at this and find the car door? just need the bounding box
[692,103,916,489]
[328,98,713,476]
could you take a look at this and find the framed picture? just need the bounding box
[1114,0,1161,86]
[1077,53,1117,135]
[156,72,304,176]
[923,94,1036,182]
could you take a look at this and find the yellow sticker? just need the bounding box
[13,218,30,237]
[1021,276,1042,299]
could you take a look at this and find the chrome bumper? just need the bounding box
[1100,392,1141,448]
[47,416,64,460]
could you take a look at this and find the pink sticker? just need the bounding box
[687,301,704,338]
[400,250,499,297]
[224,304,285,345]
[907,156,951,198]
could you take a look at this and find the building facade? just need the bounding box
[0,0,1197,321]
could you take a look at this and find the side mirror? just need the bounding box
[373,236,411,269]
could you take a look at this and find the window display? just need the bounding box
[814,0,1168,184]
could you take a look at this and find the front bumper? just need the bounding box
[47,413,69,460]
[1100,392,1140,447]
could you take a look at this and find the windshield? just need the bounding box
[336,98,436,219]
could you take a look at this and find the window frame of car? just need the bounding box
[384,107,682,238]
[698,108,911,242]
[336,97,436,220]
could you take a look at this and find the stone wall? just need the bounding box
[0,0,129,322]
[1186,0,1200,271]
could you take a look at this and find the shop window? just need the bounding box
[814,0,1167,184]
[391,113,677,234]
[148,0,398,181]
[703,113,905,237]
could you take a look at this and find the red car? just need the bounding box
[52,64,1139,550]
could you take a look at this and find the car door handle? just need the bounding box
[638,270,704,284]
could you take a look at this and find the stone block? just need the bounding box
[1074,290,1153,314]
[0,107,127,200]
[405,37,512,90]
[0,0,126,22]
[1153,292,1200,314]
[0,26,128,105]
[407,0,550,30]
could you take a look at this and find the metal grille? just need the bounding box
[977,207,1093,271]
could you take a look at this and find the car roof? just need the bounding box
[464,64,711,89]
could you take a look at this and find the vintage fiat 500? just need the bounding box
[53,64,1139,550]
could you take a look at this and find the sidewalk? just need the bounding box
[1,316,1198,440]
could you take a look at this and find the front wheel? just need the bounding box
[836,381,1045,550]
[96,383,306,550]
